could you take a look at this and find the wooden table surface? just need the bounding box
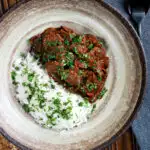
[0,0,140,149]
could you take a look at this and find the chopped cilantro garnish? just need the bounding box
[22,104,30,112]
[46,41,58,47]
[97,88,107,99]
[73,47,78,54]
[20,52,26,58]
[12,81,19,86]
[80,53,89,59]
[27,95,32,101]
[78,70,83,75]
[42,83,48,87]
[51,84,55,89]
[53,97,61,108]
[42,56,48,63]
[15,66,20,71]
[57,92,62,97]
[99,88,107,97]
[72,35,82,43]
[88,43,94,50]
[98,41,103,45]
[60,71,69,80]
[22,67,28,74]
[22,82,28,87]
[11,71,17,80]
[97,76,102,81]
[69,34,75,39]
[46,114,56,126]
[64,39,70,46]
[34,53,41,60]
[57,41,62,45]
[61,106,72,120]
[91,104,96,113]
[80,87,86,94]
[66,82,72,87]
[28,73,35,82]
[78,102,84,107]
[48,54,56,60]
[39,99,45,108]
[79,60,88,68]
[63,98,71,106]
[84,97,89,107]
[86,83,97,91]
[64,52,74,68]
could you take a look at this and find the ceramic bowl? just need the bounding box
[0,0,146,149]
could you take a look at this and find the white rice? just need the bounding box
[11,53,95,130]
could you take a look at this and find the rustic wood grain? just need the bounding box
[0,134,19,150]
[3,0,9,11]
[0,0,140,150]
[0,0,3,16]
[8,0,16,7]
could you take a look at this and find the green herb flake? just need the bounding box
[91,104,96,113]
[48,54,56,60]
[53,98,61,107]
[28,73,35,82]
[22,67,28,74]
[86,83,97,92]
[59,47,64,51]
[11,71,17,80]
[20,52,26,58]
[27,95,32,101]
[34,53,41,60]
[81,53,89,59]
[88,43,94,50]
[98,41,103,46]
[22,82,28,87]
[12,81,19,86]
[42,83,48,87]
[78,70,83,75]
[78,102,84,107]
[39,99,45,108]
[99,88,107,97]
[57,41,62,45]
[64,39,70,46]
[73,47,78,54]
[63,52,74,68]
[80,60,88,68]
[60,71,69,81]
[57,92,62,97]
[15,66,20,71]
[61,107,72,120]
[42,56,48,63]
[69,34,75,39]
[72,35,82,43]
[97,76,102,81]
[22,104,30,112]
[80,87,86,94]
[83,97,89,107]
[46,115,56,126]
[51,84,55,89]
[46,41,58,47]
[63,98,72,106]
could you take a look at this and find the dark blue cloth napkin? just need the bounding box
[104,0,150,149]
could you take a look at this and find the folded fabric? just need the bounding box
[104,0,150,149]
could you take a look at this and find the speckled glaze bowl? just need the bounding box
[0,0,146,149]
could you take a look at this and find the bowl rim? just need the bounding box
[0,0,147,149]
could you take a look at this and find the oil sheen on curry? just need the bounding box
[30,26,109,103]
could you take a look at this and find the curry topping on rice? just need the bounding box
[29,26,109,103]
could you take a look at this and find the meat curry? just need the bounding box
[29,26,109,103]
